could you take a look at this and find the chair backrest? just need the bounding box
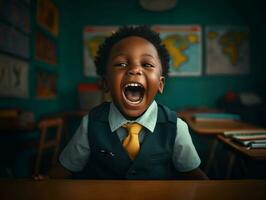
[34,117,63,175]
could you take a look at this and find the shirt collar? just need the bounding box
[108,101,158,133]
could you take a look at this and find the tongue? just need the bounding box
[125,90,142,102]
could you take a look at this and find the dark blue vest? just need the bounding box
[77,102,179,179]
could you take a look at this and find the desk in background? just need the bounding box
[178,109,259,135]
[0,119,36,133]
[0,110,87,178]
[178,109,264,175]
[0,110,88,133]
[218,135,266,178]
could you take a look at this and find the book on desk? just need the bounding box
[224,130,266,149]
[192,113,240,122]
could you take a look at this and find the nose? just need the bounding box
[127,65,142,76]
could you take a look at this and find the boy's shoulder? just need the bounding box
[89,102,110,121]
[157,103,177,124]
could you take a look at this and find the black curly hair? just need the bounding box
[94,25,170,78]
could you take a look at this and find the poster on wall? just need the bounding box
[36,0,59,37]
[83,26,118,77]
[206,26,250,75]
[152,25,202,76]
[36,69,57,99]
[0,22,30,59]
[0,54,29,98]
[0,0,31,33]
[35,31,57,65]
[0,58,10,97]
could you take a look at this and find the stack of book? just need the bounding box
[224,130,266,149]
[192,113,240,122]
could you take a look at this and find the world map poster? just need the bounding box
[206,26,249,75]
[83,26,118,77]
[152,25,202,76]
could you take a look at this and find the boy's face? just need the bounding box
[103,36,165,119]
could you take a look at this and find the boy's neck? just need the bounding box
[123,110,146,121]
[111,101,155,122]
[120,108,147,121]
[124,115,139,121]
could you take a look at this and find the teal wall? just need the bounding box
[1,0,265,119]
[0,0,62,118]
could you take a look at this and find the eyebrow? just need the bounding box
[110,53,156,60]
[141,53,155,59]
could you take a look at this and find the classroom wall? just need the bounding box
[58,0,266,110]
[1,0,265,119]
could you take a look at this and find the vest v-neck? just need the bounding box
[86,102,178,179]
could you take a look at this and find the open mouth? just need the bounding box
[123,83,145,104]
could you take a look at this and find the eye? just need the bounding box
[142,63,154,68]
[114,63,128,67]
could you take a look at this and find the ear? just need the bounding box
[101,77,109,93]
[158,76,165,94]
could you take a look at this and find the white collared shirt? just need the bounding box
[108,101,157,143]
[59,101,201,173]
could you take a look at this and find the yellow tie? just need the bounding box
[122,123,143,160]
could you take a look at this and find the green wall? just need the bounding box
[1,0,265,119]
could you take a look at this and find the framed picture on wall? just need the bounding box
[36,0,59,37]
[36,69,57,99]
[0,22,30,59]
[83,26,118,77]
[35,31,58,65]
[0,0,31,34]
[205,26,250,75]
[0,54,29,98]
[152,25,202,76]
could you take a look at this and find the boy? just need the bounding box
[38,26,207,180]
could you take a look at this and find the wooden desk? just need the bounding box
[218,135,266,178]
[178,109,264,175]
[179,110,259,135]
[0,119,36,133]
[218,135,266,161]
[0,180,266,200]
[57,110,88,119]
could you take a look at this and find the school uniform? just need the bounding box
[59,101,200,179]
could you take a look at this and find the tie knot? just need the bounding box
[123,123,142,135]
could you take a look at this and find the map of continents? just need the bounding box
[153,25,202,76]
[83,26,117,76]
[206,26,249,75]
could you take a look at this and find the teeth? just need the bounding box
[125,83,143,88]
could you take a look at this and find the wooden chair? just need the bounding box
[33,117,64,175]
